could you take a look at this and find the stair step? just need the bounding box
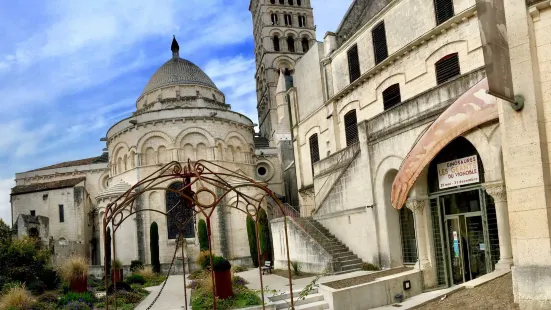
[268,288,318,301]
[340,258,362,264]
[334,268,362,275]
[341,263,363,271]
[273,293,325,309]
[295,300,330,310]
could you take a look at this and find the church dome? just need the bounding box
[142,36,218,94]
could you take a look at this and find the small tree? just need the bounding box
[258,209,273,264]
[198,219,209,251]
[0,219,11,246]
[150,222,161,273]
[246,216,259,267]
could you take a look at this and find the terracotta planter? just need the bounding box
[111,269,123,282]
[214,269,233,299]
[70,276,88,293]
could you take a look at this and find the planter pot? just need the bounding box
[111,269,123,282]
[214,269,233,299]
[70,276,88,293]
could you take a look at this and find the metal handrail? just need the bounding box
[273,203,300,219]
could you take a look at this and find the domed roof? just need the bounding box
[142,36,218,94]
[96,180,133,200]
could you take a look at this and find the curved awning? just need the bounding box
[391,77,497,209]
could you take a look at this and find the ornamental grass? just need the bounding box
[58,255,89,282]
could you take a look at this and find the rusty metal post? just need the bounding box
[283,215,295,309]
[255,219,266,309]
[180,233,189,310]
[206,217,217,310]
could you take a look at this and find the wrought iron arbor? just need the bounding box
[102,160,296,309]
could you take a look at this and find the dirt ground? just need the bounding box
[416,273,519,310]
[324,267,413,289]
[271,269,318,279]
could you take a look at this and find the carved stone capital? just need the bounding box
[484,182,507,203]
[406,199,426,213]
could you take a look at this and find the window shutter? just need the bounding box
[434,0,455,25]
[372,22,388,65]
[435,53,460,85]
[347,45,361,83]
[383,84,401,110]
[344,110,359,146]
[309,134,320,176]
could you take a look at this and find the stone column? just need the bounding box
[484,182,513,270]
[406,199,430,269]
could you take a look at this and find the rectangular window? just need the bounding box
[383,83,402,110]
[347,45,361,83]
[59,205,65,223]
[30,210,35,216]
[309,134,320,176]
[435,53,460,85]
[372,21,388,65]
[434,0,455,25]
[344,110,359,146]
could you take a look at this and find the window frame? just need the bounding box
[273,35,280,51]
[344,110,359,146]
[287,36,295,52]
[372,21,389,65]
[434,0,455,25]
[309,134,320,177]
[435,53,460,85]
[59,204,65,223]
[347,44,361,83]
[382,83,402,110]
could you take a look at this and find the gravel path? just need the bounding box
[417,273,518,310]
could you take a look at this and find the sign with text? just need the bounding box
[437,155,479,189]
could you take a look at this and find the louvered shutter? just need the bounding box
[372,22,388,65]
[309,134,320,176]
[383,84,402,110]
[434,0,455,25]
[344,110,359,146]
[435,53,460,85]
[347,45,361,83]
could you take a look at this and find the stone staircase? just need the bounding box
[295,217,364,274]
[268,287,329,310]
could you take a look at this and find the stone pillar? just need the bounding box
[406,199,430,270]
[483,182,513,270]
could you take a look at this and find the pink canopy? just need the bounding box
[391,78,497,209]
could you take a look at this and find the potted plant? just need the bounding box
[58,255,89,293]
[212,256,233,299]
[111,259,124,282]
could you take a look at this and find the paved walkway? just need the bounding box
[135,275,191,310]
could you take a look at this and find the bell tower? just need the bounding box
[249,0,316,143]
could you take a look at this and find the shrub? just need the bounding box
[212,257,231,272]
[134,266,155,280]
[0,285,35,310]
[112,259,123,270]
[37,292,58,304]
[30,301,56,310]
[196,250,216,270]
[188,269,207,280]
[231,265,248,273]
[27,280,47,295]
[107,281,133,294]
[291,261,302,276]
[60,301,91,310]
[2,281,23,293]
[130,260,143,272]
[125,274,146,285]
[150,222,160,273]
[198,219,209,251]
[38,268,60,290]
[58,256,88,282]
[258,208,273,262]
[361,263,380,271]
[232,275,248,286]
[0,237,50,284]
[58,291,95,308]
[87,276,105,291]
[246,216,259,268]
[114,291,143,304]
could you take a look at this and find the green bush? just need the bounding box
[231,265,248,273]
[38,268,60,290]
[198,219,209,251]
[291,261,302,276]
[361,263,380,271]
[246,216,259,268]
[150,222,160,273]
[58,292,95,309]
[60,301,91,310]
[126,274,146,285]
[27,280,46,295]
[197,251,218,270]
[107,281,133,294]
[38,292,58,304]
[130,260,143,272]
[212,257,231,272]
[0,237,51,284]
[258,208,273,263]
[30,301,56,310]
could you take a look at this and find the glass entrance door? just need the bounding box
[446,216,469,284]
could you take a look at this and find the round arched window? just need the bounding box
[258,167,267,176]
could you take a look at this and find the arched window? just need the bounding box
[435,53,460,85]
[271,13,279,25]
[273,35,280,51]
[287,36,295,52]
[288,0,294,4]
[399,207,417,264]
[382,83,401,110]
[301,37,309,52]
[284,14,292,26]
[279,0,284,4]
[298,15,306,27]
[166,182,195,239]
[297,0,302,5]
[344,110,358,146]
[309,134,320,177]
[270,0,275,3]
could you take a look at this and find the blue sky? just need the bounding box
[0,0,352,223]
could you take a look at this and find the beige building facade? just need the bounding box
[275,0,551,308]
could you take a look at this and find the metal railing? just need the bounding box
[273,203,301,219]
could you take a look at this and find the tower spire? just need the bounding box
[171,35,179,59]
